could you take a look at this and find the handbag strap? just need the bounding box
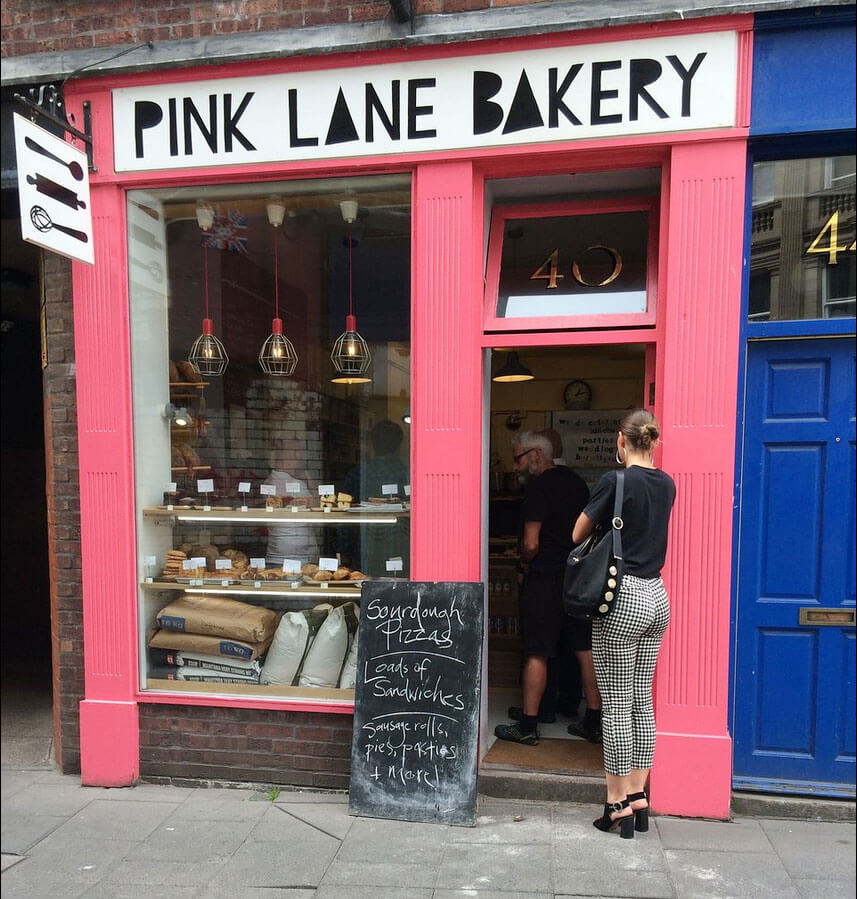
[611,470,625,562]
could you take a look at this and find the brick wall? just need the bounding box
[139,704,354,788]
[41,252,84,774]
[1,0,533,58]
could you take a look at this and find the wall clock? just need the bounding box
[563,379,593,409]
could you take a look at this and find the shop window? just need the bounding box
[749,155,856,321]
[129,174,410,701]
[484,199,658,331]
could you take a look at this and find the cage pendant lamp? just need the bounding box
[188,245,229,376]
[331,222,371,384]
[259,215,298,376]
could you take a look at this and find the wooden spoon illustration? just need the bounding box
[25,136,85,181]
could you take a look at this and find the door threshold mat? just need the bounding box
[483,735,604,775]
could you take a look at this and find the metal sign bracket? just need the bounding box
[13,84,96,173]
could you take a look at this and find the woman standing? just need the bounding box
[571,409,676,839]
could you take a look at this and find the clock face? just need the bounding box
[564,380,592,408]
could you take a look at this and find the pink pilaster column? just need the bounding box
[410,161,483,582]
[74,181,140,786]
[651,138,747,818]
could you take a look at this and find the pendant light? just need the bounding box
[188,204,229,377]
[331,199,372,384]
[259,199,299,376]
[492,351,534,383]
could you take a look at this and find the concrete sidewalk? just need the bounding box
[2,764,855,899]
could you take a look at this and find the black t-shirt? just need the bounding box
[520,466,590,573]
[583,466,676,578]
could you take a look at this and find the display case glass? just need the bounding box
[129,174,411,700]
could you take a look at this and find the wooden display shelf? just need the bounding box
[140,580,363,599]
[144,679,355,701]
[143,506,407,523]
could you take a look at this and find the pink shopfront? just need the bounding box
[66,15,751,819]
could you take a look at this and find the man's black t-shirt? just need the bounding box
[583,466,676,578]
[520,466,590,573]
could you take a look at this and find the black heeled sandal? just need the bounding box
[627,791,649,833]
[593,798,634,838]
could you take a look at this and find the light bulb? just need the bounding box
[347,343,356,355]
[273,345,283,358]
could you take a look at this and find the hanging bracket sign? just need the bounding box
[13,114,94,265]
[349,581,484,826]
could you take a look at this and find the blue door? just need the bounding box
[733,337,856,797]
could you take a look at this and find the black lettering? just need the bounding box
[223,91,256,151]
[548,65,583,127]
[365,82,400,142]
[168,98,178,157]
[408,78,436,139]
[590,60,622,126]
[502,70,545,134]
[134,101,162,158]
[288,88,319,147]
[472,71,504,135]
[629,59,668,120]
[183,95,218,155]
[666,52,707,117]
[325,87,360,145]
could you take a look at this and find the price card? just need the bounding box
[404,484,411,497]
[285,481,301,495]
[144,555,157,566]
[250,558,266,569]
[166,482,177,493]
[215,559,231,570]
[197,478,214,493]
[192,557,206,568]
[260,484,276,496]
[318,557,338,571]
[320,581,329,589]
[182,558,203,571]
[382,483,398,495]
[318,484,335,496]
[282,559,301,574]
[143,555,157,582]
[238,482,251,493]
[386,557,404,572]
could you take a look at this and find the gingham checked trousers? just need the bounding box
[591,574,670,776]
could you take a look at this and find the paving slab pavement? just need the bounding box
[1,765,854,898]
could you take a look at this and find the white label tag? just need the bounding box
[254,581,262,589]
[192,557,206,568]
[250,558,266,569]
[290,505,300,513]
[215,559,231,570]
[238,481,251,493]
[386,557,404,572]
[260,484,276,496]
[190,578,204,586]
[197,478,214,493]
[382,483,398,495]
[285,481,301,494]
[318,484,335,496]
[282,559,301,573]
[320,581,329,589]
[318,557,338,571]
[404,484,411,496]
[181,559,195,571]
[221,579,230,587]
[291,581,299,590]
[167,482,177,492]
[144,555,157,566]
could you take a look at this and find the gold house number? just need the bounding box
[806,211,857,265]
[530,245,623,289]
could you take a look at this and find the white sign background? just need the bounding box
[113,31,737,172]
[13,114,94,264]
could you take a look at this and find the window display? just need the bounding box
[129,174,411,699]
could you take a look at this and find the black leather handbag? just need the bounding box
[563,470,625,620]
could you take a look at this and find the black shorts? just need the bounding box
[519,570,592,656]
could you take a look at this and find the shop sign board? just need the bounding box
[113,30,738,172]
[13,114,94,265]
[349,581,484,826]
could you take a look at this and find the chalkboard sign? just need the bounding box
[348,581,484,826]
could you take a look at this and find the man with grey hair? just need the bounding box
[495,430,590,745]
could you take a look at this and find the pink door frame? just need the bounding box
[63,17,751,816]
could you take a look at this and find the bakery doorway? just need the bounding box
[483,342,648,777]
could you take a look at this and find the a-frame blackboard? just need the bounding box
[348,581,484,826]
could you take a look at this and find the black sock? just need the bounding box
[584,707,601,726]
[520,714,538,734]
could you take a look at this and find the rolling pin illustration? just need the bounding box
[27,173,87,210]
[24,136,84,181]
[30,205,88,242]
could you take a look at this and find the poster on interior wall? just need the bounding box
[112,30,738,171]
[551,409,627,490]
[13,114,94,265]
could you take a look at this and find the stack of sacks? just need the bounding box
[148,594,278,680]
[261,602,360,688]
[148,647,262,682]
